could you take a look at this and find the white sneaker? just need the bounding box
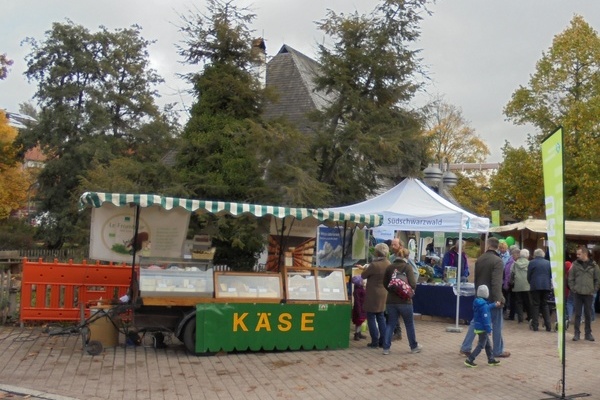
[411,344,423,354]
[382,349,390,355]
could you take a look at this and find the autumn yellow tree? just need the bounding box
[423,98,490,164]
[504,15,600,219]
[450,172,491,217]
[422,98,491,215]
[0,111,30,219]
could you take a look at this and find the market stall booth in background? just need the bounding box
[489,217,600,256]
[29,192,377,355]
[327,178,490,329]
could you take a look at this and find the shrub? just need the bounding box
[0,219,36,250]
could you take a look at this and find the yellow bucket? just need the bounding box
[88,307,119,348]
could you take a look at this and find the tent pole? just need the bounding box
[129,204,141,306]
[340,221,349,269]
[447,229,463,333]
[276,217,286,271]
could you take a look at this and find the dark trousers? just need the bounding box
[502,288,516,319]
[514,291,531,322]
[573,293,594,335]
[366,311,386,346]
[530,289,552,331]
[468,331,493,363]
[384,311,402,338]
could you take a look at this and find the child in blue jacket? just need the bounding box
[464,284,501,367]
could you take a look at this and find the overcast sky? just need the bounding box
[2,0,599,162]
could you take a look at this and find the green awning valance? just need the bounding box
[78,192,381,226]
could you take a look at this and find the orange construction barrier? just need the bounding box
[20,258,134,322]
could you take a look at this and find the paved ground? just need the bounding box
[0,315,598,400]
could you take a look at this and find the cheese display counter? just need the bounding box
[139,258,213,298]
[212,267,347,302]
[214,272,282,299]
[285,267,347,301]
[140,268,213,297]
[134,264,351,354]
[193,268,350,353]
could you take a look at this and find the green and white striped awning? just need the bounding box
[79,192,381,226]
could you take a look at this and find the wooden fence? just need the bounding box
[18,248,88,263]
[0,251,20,323]
[0,269,14,324]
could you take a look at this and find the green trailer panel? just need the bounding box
[195,302,351,353]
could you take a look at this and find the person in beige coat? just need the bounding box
[511,249,531,324]
[358,243,390,348]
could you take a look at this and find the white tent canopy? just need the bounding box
[327,178,490,331]
[328,178,489,233]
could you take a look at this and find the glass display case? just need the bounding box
[316,268,347,301]
[214,272,283,299]
[286,269,317,300]
[285,267,347,302]
[138,257,214,297]
[137,259,348,302]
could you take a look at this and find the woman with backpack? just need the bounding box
[381,248,422,356]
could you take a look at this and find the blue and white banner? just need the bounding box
[316,225,366,267]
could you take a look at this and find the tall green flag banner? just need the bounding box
[491,210,500,227]
[541,127,565,361]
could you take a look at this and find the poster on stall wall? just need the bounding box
[371,226,394,242]
[89,203,191,263]
[352,227,367,260]
[434,231,445,249]
[317,225,366,267]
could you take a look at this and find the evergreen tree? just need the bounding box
[176,0,329,269]
[311,0,430,204]
[18,21,175,248]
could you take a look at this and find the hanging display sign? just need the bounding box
[89,203,190,262]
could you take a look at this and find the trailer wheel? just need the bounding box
[86,340,103,356]
[182,318,196,354]
[183,318,215,356]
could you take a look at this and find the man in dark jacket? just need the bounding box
[527,249,553,331]
[460,237,510,358]
[568,246,600,341]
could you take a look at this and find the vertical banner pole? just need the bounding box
[540,126,589,399]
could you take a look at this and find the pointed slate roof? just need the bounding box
[263,45,334,133]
